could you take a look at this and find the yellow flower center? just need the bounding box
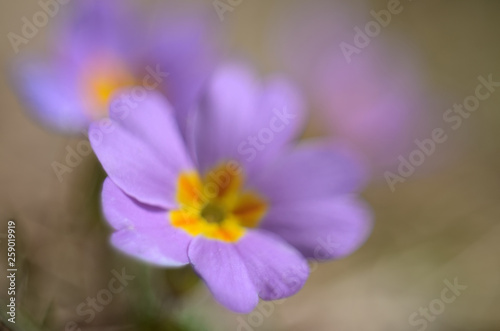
[170,162,268,242]
[81,55,137,119]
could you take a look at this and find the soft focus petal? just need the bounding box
[145,2,222,133]
[251,141,367,205]
[269,1,431,171]
[260,196,373,260]
[102,178,191,266]
[55,0,142,65]
[111,229,187,268]
[190,64,304,176]
[188,236,258,313]
[90,91,193,209]
[235,230,309,300]
[12,60,89,132]
[269,1,366,81]
[314,44,424,167]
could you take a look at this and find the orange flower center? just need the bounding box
[81,55,136,119]
[170,162,268,242]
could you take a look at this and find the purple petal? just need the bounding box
[12,59,90,133]
[188,236,258,313]
[102,178,191,267]
[261,195,373,260]
[314,44,424,168]
[190,64,304,176]
[250,141,367,204]
[235,230,309,301]
[90,91,194,209]
[55,0,142,65]
[145,2,221,134]
[269,1,367,82]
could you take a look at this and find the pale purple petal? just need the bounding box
[235,230,309,301]
[250,141,367,204]
[102,178,191,266]
[269,1,366,81]
[314,44,424,168]
[250,77,305,171]
[261,196,373,260]
[190,64,304,176]
[55,0,142,65]
[145,2,221,134]
[12,59,90,132]
[269,1,431,171]
[89,91,194,209]
[188,237,258,313]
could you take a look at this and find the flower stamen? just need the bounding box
[201,202,226,224]
[170,162,268,242]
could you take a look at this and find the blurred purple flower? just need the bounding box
[12,0,220,133]
[92,64,373,313]
[270,2,429,172]
[313,44,427,169]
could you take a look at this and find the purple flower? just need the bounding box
[13,0,219,133]
[270,2,429,171]
[91,64,373,313]
[312,44,427,169]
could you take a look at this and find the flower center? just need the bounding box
[81,54,137,119]
[169,162,268,242]
[201,202,226,224]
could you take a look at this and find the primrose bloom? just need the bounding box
[92,65,372,313]
[271,2,428,171]
[13,0,218,133]
[310,45,426,170]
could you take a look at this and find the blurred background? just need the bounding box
[1,0,500,330]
